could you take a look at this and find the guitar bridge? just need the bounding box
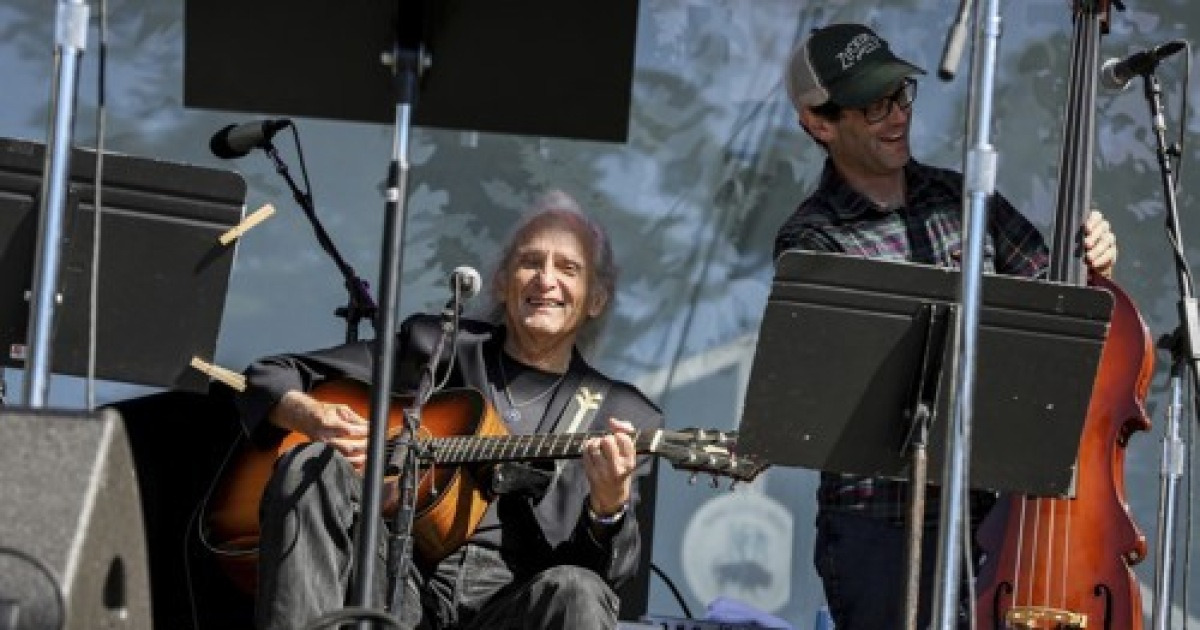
[1005,606,1087,628]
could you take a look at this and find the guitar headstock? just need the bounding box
[653,428,769,485]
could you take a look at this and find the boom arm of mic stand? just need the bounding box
[261,143,379,342]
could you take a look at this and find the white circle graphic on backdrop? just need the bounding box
[680,484,793,612]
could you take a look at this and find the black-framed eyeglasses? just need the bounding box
[862,77,918,124]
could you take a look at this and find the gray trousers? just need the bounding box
[256,442,619,630]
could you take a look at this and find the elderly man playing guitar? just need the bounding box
[234,190,663,630]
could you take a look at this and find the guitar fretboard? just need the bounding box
[396,430,666,464]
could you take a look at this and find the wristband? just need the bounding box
[588,501,628,526]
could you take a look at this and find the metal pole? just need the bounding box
[932,0,1002,626]
[1152,354,1186,630]
[24,0,91,407]
[345,34,426,622]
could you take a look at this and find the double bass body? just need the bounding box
[975,277,1154,629]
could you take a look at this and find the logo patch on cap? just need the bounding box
[835,33,882,70]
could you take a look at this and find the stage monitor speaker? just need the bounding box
[0,408,150,630]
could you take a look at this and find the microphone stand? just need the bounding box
[345,0,430,624]
[260,140,379,343]
[898,3,976,625]
[24,0,91,406]
[931,0,1002,626]
[384,288,462,613]
[1139,68,1199,630]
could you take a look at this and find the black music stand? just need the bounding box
[739,251,1114,498]
[739,251,1114,625]
[0,136,245,394]
[183,0,639,143]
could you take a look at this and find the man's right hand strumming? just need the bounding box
[269,390,370,468]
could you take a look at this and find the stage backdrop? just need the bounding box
[1,0,1198,627]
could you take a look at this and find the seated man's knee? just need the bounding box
[535,566,617,612]
[265,442,355,502]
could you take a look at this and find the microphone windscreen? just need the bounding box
[452,266,482,299]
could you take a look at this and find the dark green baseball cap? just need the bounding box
[785,23,925,110]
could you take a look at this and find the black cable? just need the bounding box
[433,284,464,392]
[86,0,110,411]
[1159,43,1193,292]
[1185,373,1196,630]
[266,126,378,341]
[0,544,66,630]
[1169,39,1195,630]
[1173,41,1190,194]
[193,436,258,558]
[962,482,978,630]
[291,123,316,211]
[649,561,693,619]
[183,492,205,630]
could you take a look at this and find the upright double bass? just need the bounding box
[974,1,1156,628]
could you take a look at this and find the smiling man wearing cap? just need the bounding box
[772,23,1121,629]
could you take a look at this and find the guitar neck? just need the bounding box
[416,429,666,465]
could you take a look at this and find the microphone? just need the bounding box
[1100,40,1187,90]
[449,266,482,299]
[209,119,292,159]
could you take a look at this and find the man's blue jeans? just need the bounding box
[813,511,974,629]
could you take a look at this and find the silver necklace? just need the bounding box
[495,351,567,424]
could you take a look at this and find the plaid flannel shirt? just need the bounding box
[775,159,1050,524]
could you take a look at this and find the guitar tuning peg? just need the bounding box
[709,475,720,489]
[729,480,739,491]
[688,472,699,486]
